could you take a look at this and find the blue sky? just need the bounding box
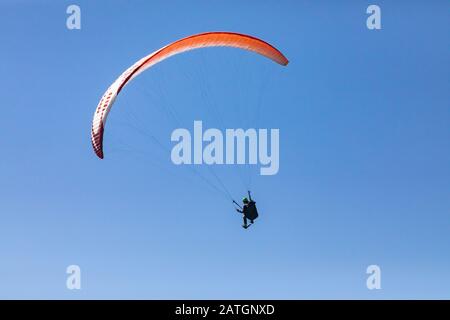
[0,0,449,299]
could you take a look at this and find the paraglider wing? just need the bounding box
[91,31,289,159]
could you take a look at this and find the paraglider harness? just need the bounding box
[233,191,259,229]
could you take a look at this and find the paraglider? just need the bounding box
[234,191,259,229]
[90,31,288,229]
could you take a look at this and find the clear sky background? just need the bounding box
[0,0,449,299]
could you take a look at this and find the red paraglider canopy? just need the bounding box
[91,31,289,159]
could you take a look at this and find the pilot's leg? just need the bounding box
[243,216,248,228]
